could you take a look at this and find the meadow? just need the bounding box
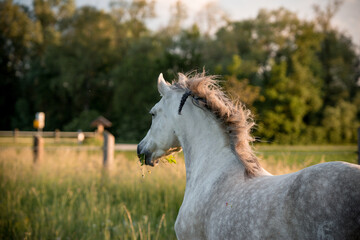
[0,137,357,240]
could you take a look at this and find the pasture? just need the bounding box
[0,138,357,239]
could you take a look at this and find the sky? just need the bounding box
[17,0,360,46]
[79,0,360,46]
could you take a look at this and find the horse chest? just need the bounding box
[175,185,213,239]
[175,206,205,239]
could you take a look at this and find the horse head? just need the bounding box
[137,74,182,166]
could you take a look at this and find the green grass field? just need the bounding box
[0,138,358,239]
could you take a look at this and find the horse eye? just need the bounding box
[150,112,156,117]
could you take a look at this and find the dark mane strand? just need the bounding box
[178,90,192,115]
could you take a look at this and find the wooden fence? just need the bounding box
[0,130,96,138]
[0,130,137,169]
[5,128,359,164]
[30,131,114,168]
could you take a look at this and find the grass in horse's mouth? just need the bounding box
[139,154,145,166]
[165,155,177,164]
[139,153,177,166]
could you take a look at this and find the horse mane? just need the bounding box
[172,72,261,177]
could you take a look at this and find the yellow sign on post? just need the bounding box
[33,112,45,130]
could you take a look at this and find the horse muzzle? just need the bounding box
[137,143,157,166]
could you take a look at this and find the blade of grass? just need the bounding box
[123,205,137,240]
[155,214,166,240]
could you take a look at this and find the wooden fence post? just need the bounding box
[103,131,114,169]
[33,135,44,163]
[54,129,60,141]
[13,128,18,142]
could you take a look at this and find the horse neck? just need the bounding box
[176,107,246,187]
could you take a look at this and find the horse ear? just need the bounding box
[178,73,187,85]
[158,73,170,96]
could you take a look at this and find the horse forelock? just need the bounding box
[171,72,261,177]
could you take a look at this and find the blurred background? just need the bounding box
[1,0,359,144]
[1,1,360,239]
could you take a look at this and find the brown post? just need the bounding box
[54,129,60,141]
[103,131,114,169]
[33,135,44,163]
[13,128,19,142]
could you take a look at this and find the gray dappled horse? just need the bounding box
[137,73,360,239]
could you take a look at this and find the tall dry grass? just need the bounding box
[0,147,185,240]
[0,143,357,239]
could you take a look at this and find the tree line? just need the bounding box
[1,0,359,144]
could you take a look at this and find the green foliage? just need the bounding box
[0,0,41,129]
[63,109,99,131]
[1,0,359,143]
[11,98,32,130]
[322,100,358,143]
[223,55,261,109]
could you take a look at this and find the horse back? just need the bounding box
[204,161,360,239]
[284,161,360,239]
[177,161,360,239]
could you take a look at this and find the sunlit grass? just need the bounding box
[0,141,357,239]
[0,147,185,240]
[256,145,357,175]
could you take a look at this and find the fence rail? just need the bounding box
[0,130,96,138]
